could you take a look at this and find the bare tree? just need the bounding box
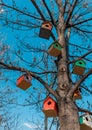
[0,85,22,130]
[0,0,92,130]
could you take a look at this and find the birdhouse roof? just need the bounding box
[74,59,86,68]
[80,113,91,118]
[44,96,56,104]
[48,41,62,49]
[76,59,86,64]
[17,74,24,80]
[42,21,52,26]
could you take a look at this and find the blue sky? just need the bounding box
[0,0,92,130]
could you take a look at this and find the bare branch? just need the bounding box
[81,85,92,94]
[68,50,92,64]
[75,69,92,87]
[0,3,42,20]
[55,0,65,32]
[70,17,92,27]
[30,0,56,41]
[42,0,56,27]
[0,61,59,99]
[78,107,92,115]
[68,69,92,98]
[65,0,78,26]
[72,8,92,25]
[69,42,90,51]
[73,26,92,34]
[30,0,45,20]
[63,0,68,15]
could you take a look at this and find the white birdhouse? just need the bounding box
[79,114,92,130]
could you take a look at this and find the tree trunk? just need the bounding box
[56,31,81,129]
[58,98,80,130]
[44,116,48,130]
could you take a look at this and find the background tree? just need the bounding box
[0,0,92,130]
[0,84,22,130]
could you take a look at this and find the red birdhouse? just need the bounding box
[42,97,58,117]
[39,21,53,39]
[16,74,32,90]
[74,88,82,100]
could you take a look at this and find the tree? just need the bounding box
[0,0,92,130]
[0,85,22,130]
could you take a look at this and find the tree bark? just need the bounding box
[56,1,80,128]
[58,98,80,130]
[56,30,81,130]
[44,116,48,130]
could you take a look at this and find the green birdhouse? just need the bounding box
[73,59,86,75]
[79,114,92,130]
[48,42,62,57]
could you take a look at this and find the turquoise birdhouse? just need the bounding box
[73,59,86,75]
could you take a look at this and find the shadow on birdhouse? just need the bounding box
[42,97,58,117]
[79,113,92,130]
[74,88,82,100]
[16,74,32,90]
[48,42,62,57]
[39,21,53,39]
[73,59,86,75]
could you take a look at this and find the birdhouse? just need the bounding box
[42,97,58,117]
[73,59,86,75]
[74,88,82,100]
[16,74,32,90]
[39,21,53,39]
[48,42,62,57]
[79,114,92,130]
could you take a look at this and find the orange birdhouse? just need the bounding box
[39,21,53,39]
[16,74,32,90]
[42,97,58,117]
[74,88,82,100]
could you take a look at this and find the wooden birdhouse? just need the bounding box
[74,88,82,100]
[39,21,53,39]
[73,59,86,75]
[16,74,32,90]
[42,97,58,117]
[79,114,92,130]
[48,42,62,57]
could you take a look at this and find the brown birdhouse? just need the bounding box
[16,74,32,90]
[39,21,53,39]
[42,97,58,117]
[48,41,62,57]
[74,88,82,100]
[73,60,86,75]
